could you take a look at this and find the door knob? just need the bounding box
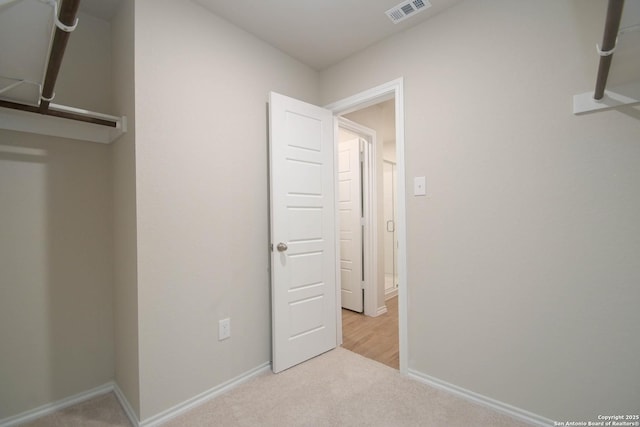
[276,242,288,252]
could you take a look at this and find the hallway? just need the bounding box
[341,296,399,369]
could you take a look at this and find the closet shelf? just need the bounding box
[0,104,126,144]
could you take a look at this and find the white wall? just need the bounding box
[133,0,320,420]
[111,0,140,419]
[57,12,113,113]
[322,0,640,422]
[0,132,114,420]
[383,141,396,163]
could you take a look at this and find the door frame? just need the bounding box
[382,159,398,300]
[325,77,408,374]
[337,117,378,318]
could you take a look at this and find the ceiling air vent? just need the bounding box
[385,0,432,24]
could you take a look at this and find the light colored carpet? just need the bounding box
[21,392,131,427]
[22,348,532,426]
[164,348,531,427]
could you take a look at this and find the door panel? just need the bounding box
[339,138,363,312]
[269,92,336,373]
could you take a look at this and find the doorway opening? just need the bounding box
[337,100,398,369]
[327,79,405,372]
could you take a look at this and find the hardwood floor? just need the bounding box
[341,296,398,369]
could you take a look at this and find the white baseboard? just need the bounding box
[408,369,555,427]
[139,362,271,427]
[112,382,140,427]
[385,288,398,300]
[375,305,388,316]
[0,382,114,427]
[0,361,271,427]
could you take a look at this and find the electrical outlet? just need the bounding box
[218,318,231,341]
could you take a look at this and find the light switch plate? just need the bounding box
[218,318,231,340]
[414,176,426,196]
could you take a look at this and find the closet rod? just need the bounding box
[594,0,625,100]
[0,99,117,127]
[39,0,82,112]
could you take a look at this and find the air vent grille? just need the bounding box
[385,0,432,24]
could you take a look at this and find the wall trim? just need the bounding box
[376,306,388,316]
[139,362,271,427]
[0,382,114,427]
[0,362,272,427]
[385,288,398,300]
[112,382,140,427]
[0,366,554,427]
[407,369,555,427]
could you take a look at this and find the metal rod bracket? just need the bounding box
[40,92,55,102]
[41,0,79,32]
[596,42,617,56]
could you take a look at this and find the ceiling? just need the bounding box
[77,0,464,71]
[74,0,640,72]
[2,0,638,105]
[194,0,463,70]
[0,0,460,106]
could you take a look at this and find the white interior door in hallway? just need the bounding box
[336,119,377,318]
[268,92,337,373]
[339,138,364,312]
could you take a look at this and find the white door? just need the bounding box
[269,92,337,373]
[338,138,363,312]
